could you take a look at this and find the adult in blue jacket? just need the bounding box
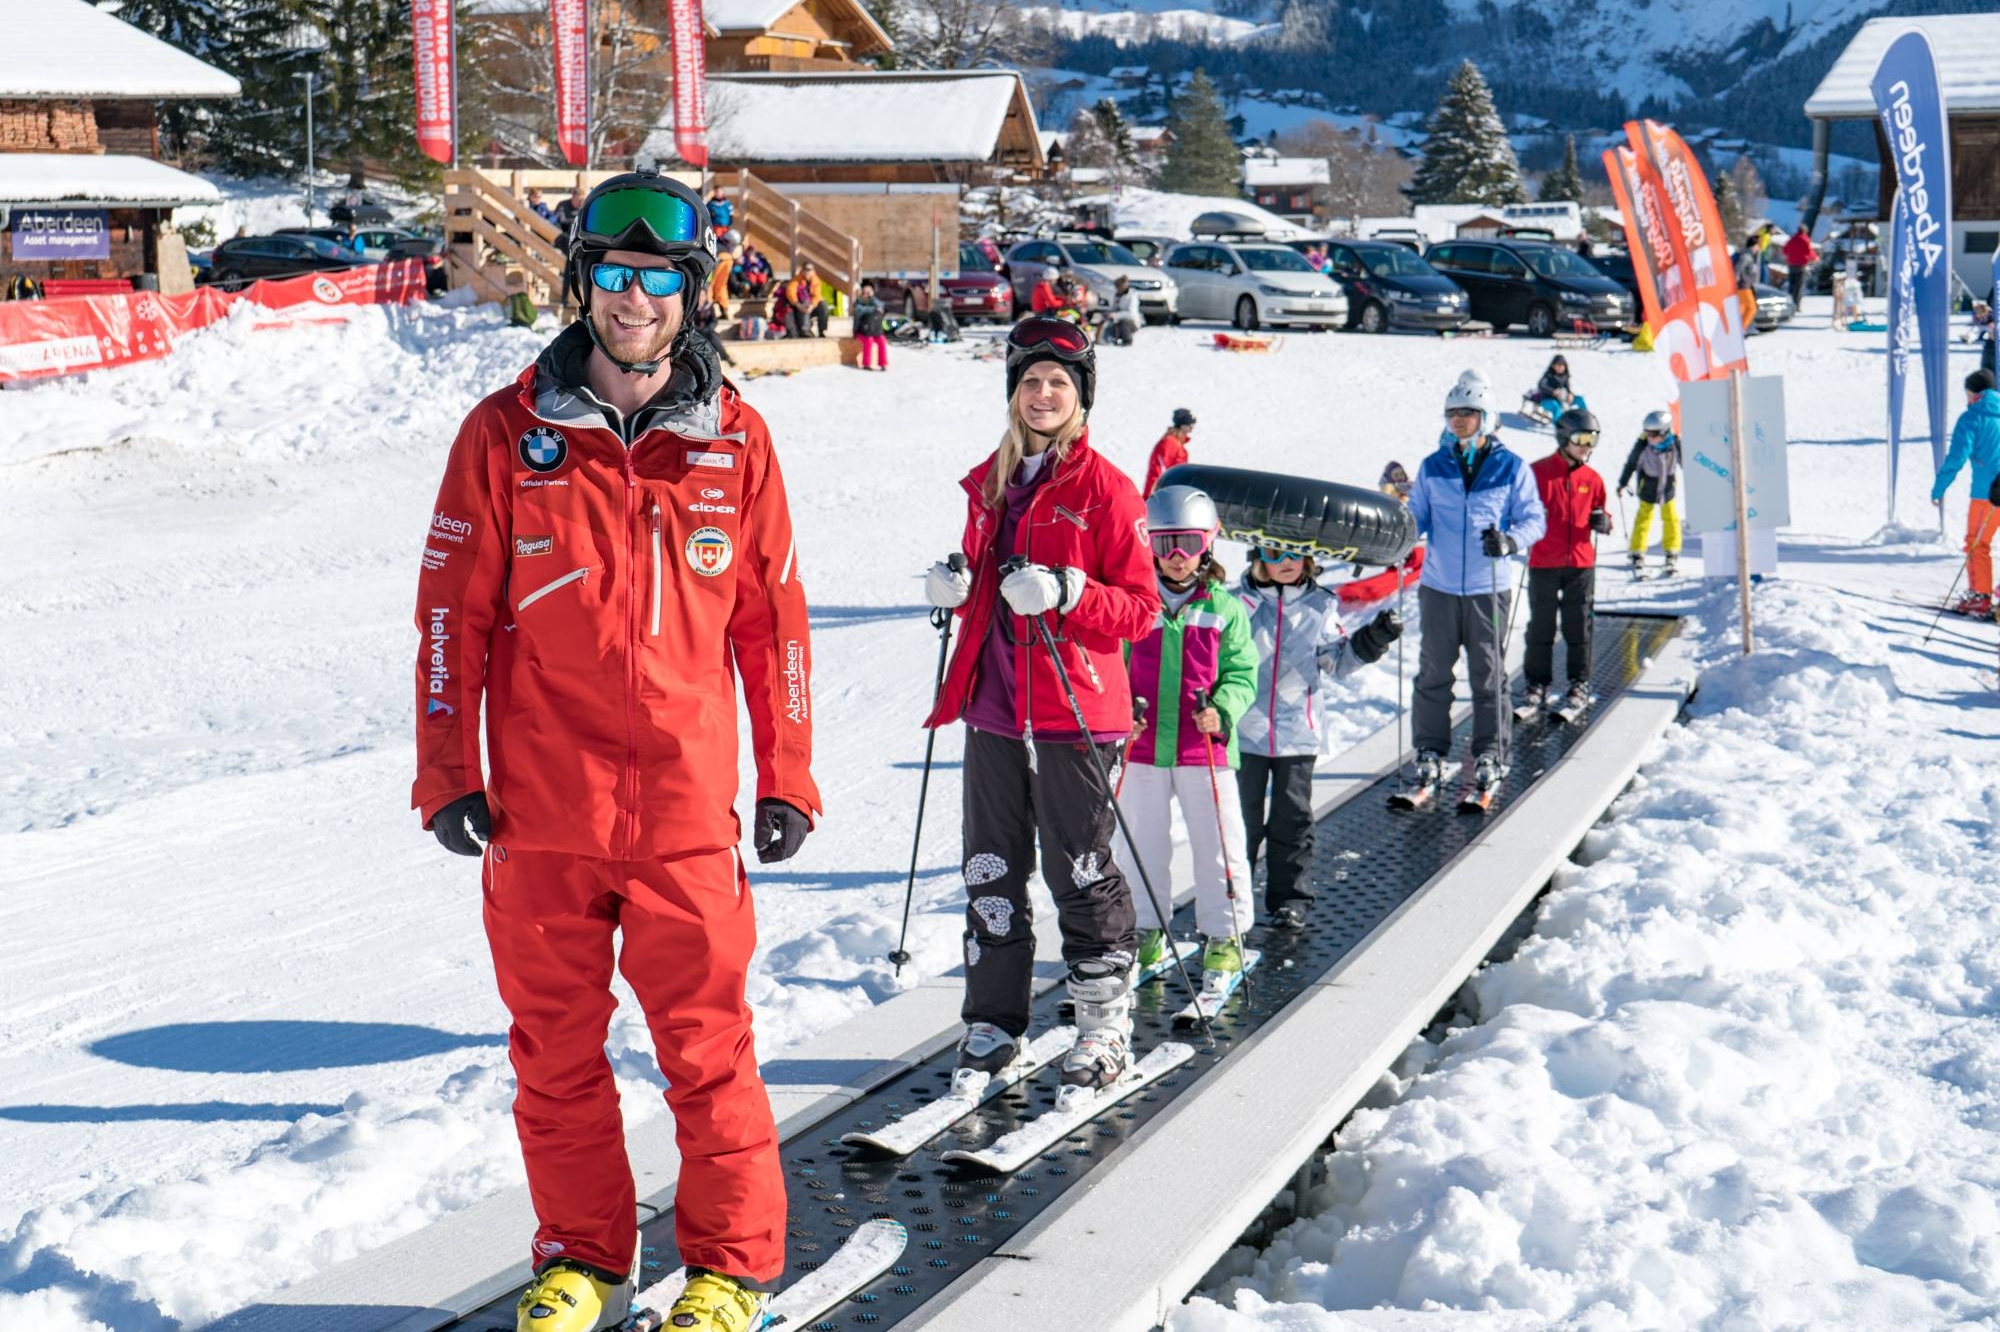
[1407,372,1547,792]
[1932,369,2000,617]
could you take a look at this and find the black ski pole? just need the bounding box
[1193,688,1253,1008]
[1395,570,1410,789]
[1002,559,1215,1046]
[888,553,965,975]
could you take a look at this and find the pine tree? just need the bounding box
[1538,133,1583,203]
[1092,98,1138,177]
[1405,60,1525,207]
[311,0,433,187]
[1159,69,1240,197]
[1714,171,1744,247]
[98,0,310,168]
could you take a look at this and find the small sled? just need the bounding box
[1212,330,1282,353]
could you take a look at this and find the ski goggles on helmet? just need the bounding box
[1563,431,1599,449]
[1007,316,1091,357]
[1149,530,1212,558]
[577,187,703,251]
[1253,546,1305,563]
[589,262,687,298]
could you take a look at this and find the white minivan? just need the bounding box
[1164,240,1348,331]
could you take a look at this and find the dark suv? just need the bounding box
[1424,238,1633,336]
[1317,239,1469,333]
[200,233,378,290]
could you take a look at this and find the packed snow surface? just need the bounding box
[2,278,1996,1331]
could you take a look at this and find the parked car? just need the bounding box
[328,198,394,227]
[1115,234,1178,268]
[1001,237,1177,323]
[1811,231,1881,296]
[1164,239,1347,331]
[1316,239,1469,333]
[873,243,1013,324]
[1424,238,1633,336]
[1587,250,1795,334]
[281,225,445,286]
[199,232,379,290]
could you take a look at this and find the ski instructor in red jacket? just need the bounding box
[412,170,819,1332]
[921,317,1160,1097]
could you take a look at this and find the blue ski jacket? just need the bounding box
[1933,391,2000,504]
[1408,433,1547,596]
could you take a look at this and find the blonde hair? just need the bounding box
[1247,552,1323,585]
[983,391,1086,507]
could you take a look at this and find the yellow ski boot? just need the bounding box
[515,1258,634,1331]
[665,1270,770,1331]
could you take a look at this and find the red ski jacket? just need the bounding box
[1527,452,1608,569]
[925,433,1159,737]
[1143,431,1188,497]
[412,326,820,858]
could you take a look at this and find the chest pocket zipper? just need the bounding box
[650,504,663,636]
[518,566,590,611]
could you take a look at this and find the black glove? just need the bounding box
[1349,608,1404,664]
[1481,527,1516,558]
[753,798,811,864]
[430,791,490,857]
[1590,509,1614,535]
[1990,471,2000,506]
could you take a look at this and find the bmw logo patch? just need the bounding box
[685,526,733,577]
[518,426,568,474]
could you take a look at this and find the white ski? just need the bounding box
[937,1042,1195,1175]
[838,1025,1077,1156]
[623,1218,908,1331]
[1512,700,1547,723]
[1172,949,1263,1026]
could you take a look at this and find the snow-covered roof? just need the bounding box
[1412,201,1584,240]
[643,70,1038,165]
[1107,66,1148,80]
[1074,186,1316,242]
[1130,126,1170,145]
[0,153,222,208]
[1806,15,2000,118]
[0,0,240,99]
[1244,156,1330,188]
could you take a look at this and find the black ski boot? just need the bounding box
[951,1021,1018,1095]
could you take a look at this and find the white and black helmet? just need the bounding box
[1444,374,1495,431]
[1146,484,1219,535]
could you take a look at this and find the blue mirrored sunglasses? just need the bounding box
[590,262,686,298]
[1253,547,1305,563]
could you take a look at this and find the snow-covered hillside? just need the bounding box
[2,291,1996,1330]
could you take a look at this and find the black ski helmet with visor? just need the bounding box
[1004,316,1096,414]
[563,168,718,374]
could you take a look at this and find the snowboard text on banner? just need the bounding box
[410,0,456,166]
[668,0,708,167]
[1637,121,1749,384]
[551,0,590,167]
[1870,27,1954,515]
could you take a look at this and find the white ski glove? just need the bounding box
[924,559,971,609]
[1000,563,1083,617]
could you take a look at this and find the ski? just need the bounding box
[1388,778,1442,811]
[1894,593,1994,621]
[838,1026,1076,1156]
[622,1218,907,1331]
[1172,949,1263,1026]
[1456,768,1507,815]
[1549,693,1595,725]
[937,1042,1196,1175]
[1513,700,1549,723]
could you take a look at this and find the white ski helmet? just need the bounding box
[1146,484,1219,535]
[1444,375,1495,431]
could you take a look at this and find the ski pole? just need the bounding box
[1394,569,1409,789]
[1003,561,1214,1046]
[1114,696,1149,801]
[888,553,965,975]
[1193,689,1253,1008]
[1924,507,1998,646]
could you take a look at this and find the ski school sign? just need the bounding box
[1871,28,1953,501]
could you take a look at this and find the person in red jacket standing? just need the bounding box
[921,316,1160,1094]
[413,170,818,1332]
[1143,407,1196,496]
[1520,407,1613,718]
[1782,224,1818,310]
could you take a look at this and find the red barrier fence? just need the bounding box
[0,260,428,385]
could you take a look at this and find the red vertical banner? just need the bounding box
[411,0,456,165]
[668,0,708,167]
[1636,120,1749,379]
[551,0,590,167]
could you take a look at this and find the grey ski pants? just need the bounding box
[1413,584,1509,759]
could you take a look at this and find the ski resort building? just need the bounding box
[1243,155,1331,227]
[0,0,236,293]
[1804,13,2000,293]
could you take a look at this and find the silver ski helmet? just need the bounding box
[1146,484,1219,537]
[1642,408,1673,437]
[1444,373,1495,433]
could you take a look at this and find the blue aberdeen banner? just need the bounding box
[1870,27,1952,508]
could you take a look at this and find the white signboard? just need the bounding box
[1679,374,1791,535]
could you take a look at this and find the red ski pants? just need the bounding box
[482,845,785,1284]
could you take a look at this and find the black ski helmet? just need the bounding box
[1555,407,1601,450]
[562,168,717,374]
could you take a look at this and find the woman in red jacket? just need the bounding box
[922,317,1160,1094]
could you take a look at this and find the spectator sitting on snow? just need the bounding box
[736,242,772,297]
[1103,276,1142,347]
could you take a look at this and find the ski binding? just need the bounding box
[838,1026,1076,1156]
[1173,949,1263,1026]
[622,1217,907,1331]
[937,1042,1195,1174]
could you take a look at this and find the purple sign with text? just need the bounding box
[10,210,110,262]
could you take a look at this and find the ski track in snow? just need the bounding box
[0,288,1995,1329]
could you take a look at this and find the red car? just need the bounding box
[873,243,1013,324]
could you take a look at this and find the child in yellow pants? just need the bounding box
[1618,409,1684,577]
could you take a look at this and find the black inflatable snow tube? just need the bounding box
[1155,463,1416,568]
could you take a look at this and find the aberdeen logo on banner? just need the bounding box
[551,0,590,167]
[1870,27,1953,497]
[668,0,708,167]
[410,0,455,165]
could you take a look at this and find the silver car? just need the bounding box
[1002,238,1178,323]
[1163,241,1348,331]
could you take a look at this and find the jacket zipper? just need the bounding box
[1267,586,1283,757]
[649,503,662,636]
[621,454,640,857]
[517,566,588,610]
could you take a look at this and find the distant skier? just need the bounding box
[1618,409,1684,577]
[921,316,1159,1096]
[1116,484,1258,994]
[1235,541,1403,927]
[412,170,818,1332]
[1931,368,2000,617]
[1144,407,1197,496]
[1406,372,1546,802]
[1521,408,1613,718]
